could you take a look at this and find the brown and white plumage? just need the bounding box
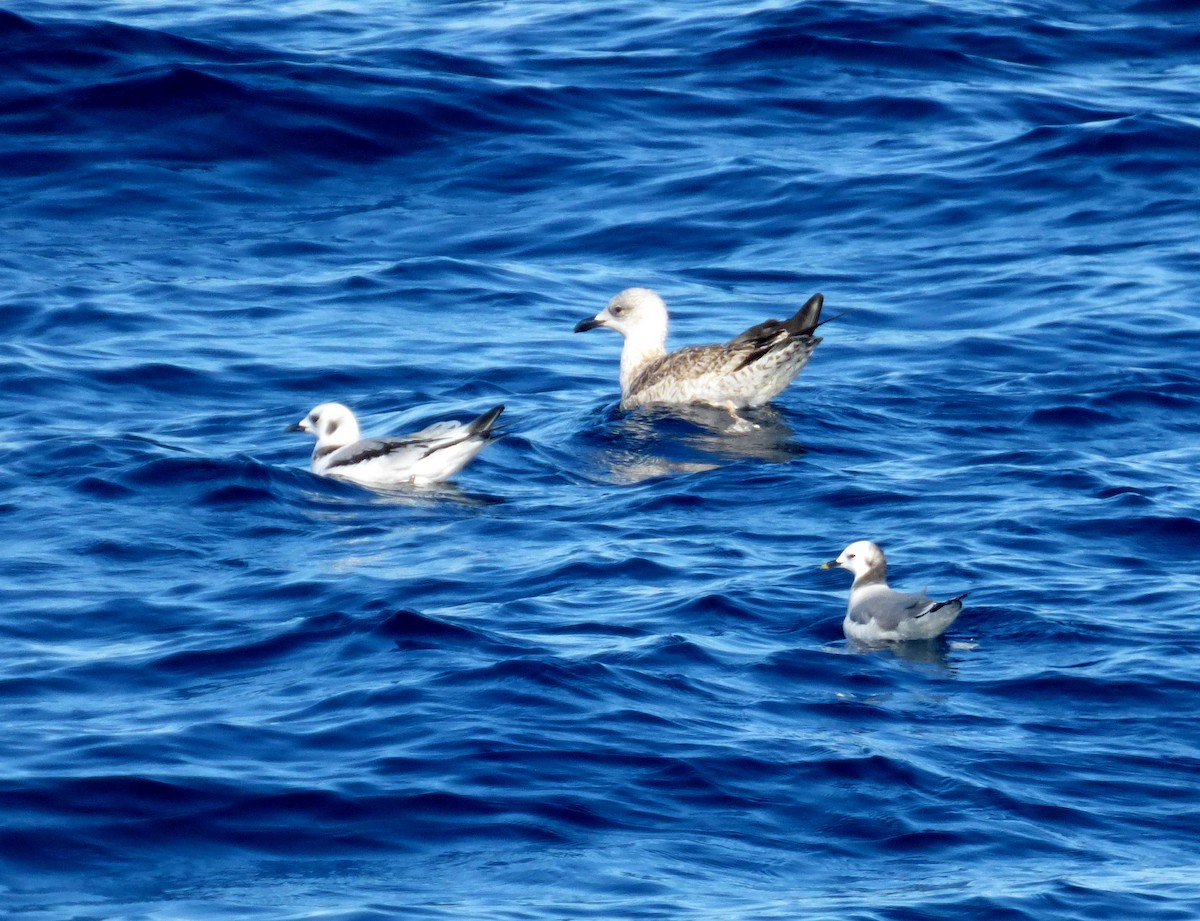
[574,288,825,410]
[821,540,967,643]
[288,402,504,488]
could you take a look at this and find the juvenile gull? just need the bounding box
[821,540,967,643]
[288,402,504,487]
[574,288,824,409]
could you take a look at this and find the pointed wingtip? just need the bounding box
[787,293,824,337]
[924,592,969,617]
[470,404,505,436]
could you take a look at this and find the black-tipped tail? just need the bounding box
[469,404,505,437]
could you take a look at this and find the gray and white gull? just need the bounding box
[289,402,503,487]
[822,540,967,643]
[574,288,825,410]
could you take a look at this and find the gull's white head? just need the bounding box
[574,287,670,345]
[575,288,672,395]
[289,402,361,448]
[821,540,888,584]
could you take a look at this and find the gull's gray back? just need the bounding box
[847,587,934,631]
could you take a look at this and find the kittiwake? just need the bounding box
[288,402,504,488]
[821,540,967,643]
[574,287,825,410]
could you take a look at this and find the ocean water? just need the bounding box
[2,0,1199,918]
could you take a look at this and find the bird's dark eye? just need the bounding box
[847,553,856,560]
[611,304,625,316]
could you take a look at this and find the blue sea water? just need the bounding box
[2,0,1200,917]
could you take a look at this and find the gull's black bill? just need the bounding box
[574,317,603,333]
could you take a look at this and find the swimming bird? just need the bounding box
[574,288,824,410]
[821,540,967,643]
[288,402,504,487]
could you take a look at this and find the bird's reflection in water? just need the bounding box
[869,637,958,671]
[587,402,807,483]
[288,480,506,577]
[301,478,505,511]
[370,483,505,507]
[827,635,967,675]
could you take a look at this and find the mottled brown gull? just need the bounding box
[288,402,503,487]
[822,540,968,643]
[574,288,825,410]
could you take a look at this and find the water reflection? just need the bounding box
[829,635,967,673]
[298,477,504,509]
[586,402,807,483]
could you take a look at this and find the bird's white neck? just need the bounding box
[618,329,668,397]
[850,567,889,594]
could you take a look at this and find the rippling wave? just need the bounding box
[2,0,1199,918]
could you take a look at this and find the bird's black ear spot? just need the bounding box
[328,421,340,433]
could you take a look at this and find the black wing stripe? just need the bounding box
[326,438,422,469]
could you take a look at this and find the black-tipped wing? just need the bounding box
[729,293,823,345]
[912,592,969,619]
[324,406,504,472]
[467,404,505,438]
[727,293,824,372]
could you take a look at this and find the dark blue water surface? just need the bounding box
[3,1,1200,917]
